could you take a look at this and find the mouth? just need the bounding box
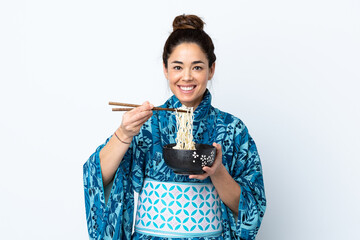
[178,85,196,92]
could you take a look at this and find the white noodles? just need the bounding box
[173,106,196,150]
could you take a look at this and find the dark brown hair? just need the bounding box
[163,14,216,68]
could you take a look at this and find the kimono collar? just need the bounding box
[167,89,212,121]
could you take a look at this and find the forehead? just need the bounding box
[169,43,207,63]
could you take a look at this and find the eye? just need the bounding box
[193,66,202,71]
[173,66,182,70]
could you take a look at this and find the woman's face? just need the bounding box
[164,42,215,109]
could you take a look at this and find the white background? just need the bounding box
[1,0,359,239]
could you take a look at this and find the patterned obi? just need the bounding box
[134,178,223,238]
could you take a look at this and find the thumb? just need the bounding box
[213,142,221,151]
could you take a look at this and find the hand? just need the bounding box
[117,101,153,141]
[189,143,224,180]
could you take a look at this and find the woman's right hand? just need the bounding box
[116,101,154,142]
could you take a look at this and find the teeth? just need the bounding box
[180,86,194,91]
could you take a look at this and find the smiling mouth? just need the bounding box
[179,85,196,91]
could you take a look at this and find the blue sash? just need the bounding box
[134,178,223,238]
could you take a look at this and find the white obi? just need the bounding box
[134,178,223,238]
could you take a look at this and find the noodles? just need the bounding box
[173,106,196,150]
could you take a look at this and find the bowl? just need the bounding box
[162,143,216,175]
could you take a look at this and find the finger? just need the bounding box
[133,109,153,121]
[133,110,153,124]
[189,173,209,180]
[212,143,222,159]
[139,101,154,111]
[132,114,152,128]
[122,112,151,130]
[122,114,152,134]
[127,101,153,114]
[202,166,217,177]
[194,175,208,180]
[124,101,153,123]
[125,109,153,124]
[202,166,213,173]
[213,142,222,152]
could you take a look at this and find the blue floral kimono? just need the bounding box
[83,89,266,240]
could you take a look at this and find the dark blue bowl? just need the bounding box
[163,143,216,175]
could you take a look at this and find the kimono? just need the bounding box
[83,89,266,240]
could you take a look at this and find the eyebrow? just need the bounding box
[170,60,205,65]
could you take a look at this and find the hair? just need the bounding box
[162,14,216,68]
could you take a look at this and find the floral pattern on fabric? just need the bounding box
[83,89,266,240]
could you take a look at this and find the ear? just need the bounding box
[163,63,168,79]
[208,62,216,80]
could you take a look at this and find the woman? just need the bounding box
[83,14,266,240]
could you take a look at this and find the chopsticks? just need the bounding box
[109,102,188,113]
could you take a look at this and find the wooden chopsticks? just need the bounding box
[109,102,188,113]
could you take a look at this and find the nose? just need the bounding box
[183,68,193,81]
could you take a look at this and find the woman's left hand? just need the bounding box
[189,143,223,180]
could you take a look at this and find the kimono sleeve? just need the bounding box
[228,123,266,240]
[83,136,135,240]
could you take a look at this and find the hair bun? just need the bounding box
[173,14,204,31]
